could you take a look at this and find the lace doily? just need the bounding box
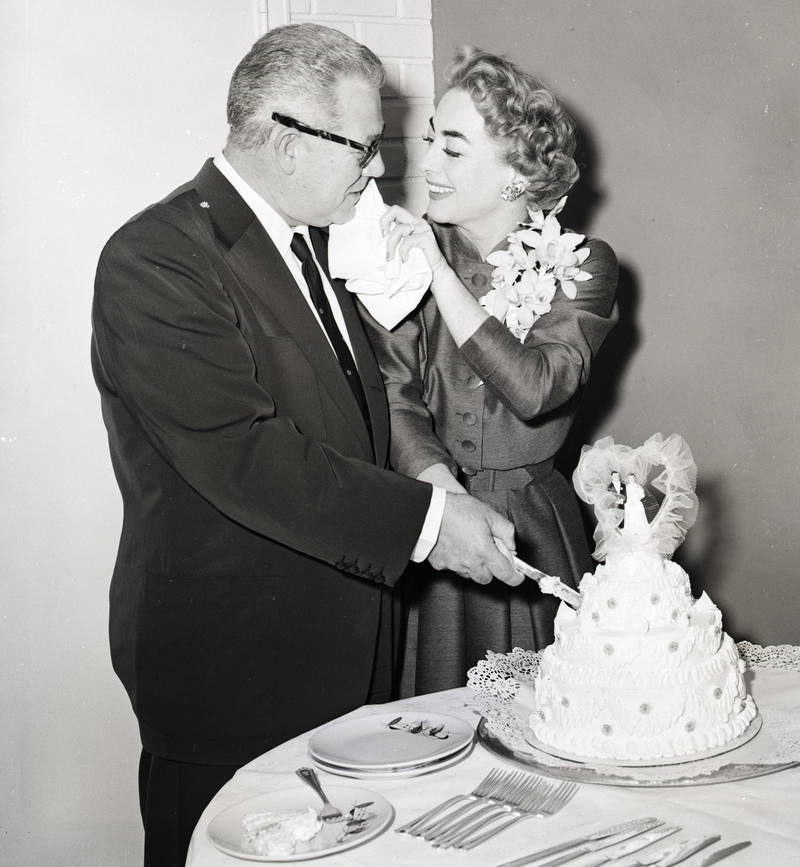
[467,644,800,783]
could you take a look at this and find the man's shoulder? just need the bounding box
[121,174,205,234]
[100,165,219,262]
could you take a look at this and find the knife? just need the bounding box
[494,817,663,867]
[627,835,722,867]
[512,556,583,609]
[552,824,680,867]
[668,841,750,867]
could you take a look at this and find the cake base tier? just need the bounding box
[522,714,761,767]
[475,715,798,787]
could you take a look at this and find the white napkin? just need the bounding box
[328,180,432,330]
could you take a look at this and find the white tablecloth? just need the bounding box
[187,665,800,866]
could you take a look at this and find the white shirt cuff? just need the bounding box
[410,485,446,562]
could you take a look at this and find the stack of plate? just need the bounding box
[308,712,475,779]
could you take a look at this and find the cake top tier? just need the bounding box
[573,433,699,563]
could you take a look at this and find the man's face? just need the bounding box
[291,77,385,227]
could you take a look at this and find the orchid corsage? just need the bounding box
[480,197,592,342]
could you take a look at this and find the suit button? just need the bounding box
[462,412,477,425]
[466,374,483,388]
[461,440,476,452]
[461,466,477,476]
[471,272,488,289]
[372,573,385,584]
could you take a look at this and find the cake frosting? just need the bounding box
[528,434,757,762]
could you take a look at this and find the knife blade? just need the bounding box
[669,841,750,867]
[512,556,583,608]
[567,825,680,867]
[628,835,721,867]
[494,817,663,867]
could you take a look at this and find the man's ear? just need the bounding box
[273,126,299,175]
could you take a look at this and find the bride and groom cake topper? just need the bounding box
[573,433,700,563]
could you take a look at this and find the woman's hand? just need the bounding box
[379,205,448,275]
[416,462,467,495]
[380,205,490,348]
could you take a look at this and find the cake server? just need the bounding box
[494,817,663,867]
[511,556,583,609]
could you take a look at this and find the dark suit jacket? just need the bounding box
[92,159,431,765]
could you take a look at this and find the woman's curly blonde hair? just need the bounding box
[445,47,579,208]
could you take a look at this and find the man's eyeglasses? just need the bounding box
[271,112,385,169]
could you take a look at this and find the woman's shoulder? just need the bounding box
[579,235,618,281]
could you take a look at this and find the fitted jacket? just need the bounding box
[366,222,619,481]
[92,160,431,765]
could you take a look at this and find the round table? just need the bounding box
[187,661,800,866]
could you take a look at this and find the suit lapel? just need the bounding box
[193,160,382,462]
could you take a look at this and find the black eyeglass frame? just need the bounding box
[271,112,385,168]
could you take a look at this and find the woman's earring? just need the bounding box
[500,178,526,202]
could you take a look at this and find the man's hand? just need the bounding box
[427,493,523,586]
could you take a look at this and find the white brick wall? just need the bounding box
[258,0,434,212]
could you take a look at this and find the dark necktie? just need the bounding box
[290,233,370,428]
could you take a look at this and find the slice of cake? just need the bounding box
[528,434,757,763]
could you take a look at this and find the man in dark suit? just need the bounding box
[92,23,519,866]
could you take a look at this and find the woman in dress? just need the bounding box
[365,47,619,694]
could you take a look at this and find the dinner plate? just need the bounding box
[308,712,474,770]
[310,739,474,779]
[207,785,393,861]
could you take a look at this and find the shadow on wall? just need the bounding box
[555,100,640,480]
[556,261,640,480]
[673,476,728,603]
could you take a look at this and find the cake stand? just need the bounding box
[468,644,800,787]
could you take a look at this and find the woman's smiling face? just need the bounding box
[420,88,521,247]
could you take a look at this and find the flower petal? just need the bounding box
[559,279,578,299]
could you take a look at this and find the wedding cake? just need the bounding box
[528,434,757,763]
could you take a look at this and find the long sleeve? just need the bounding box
[93,207,431,583]
[365,225,618,476]
[460,238,618,419]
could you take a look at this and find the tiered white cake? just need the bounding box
[528,434,757,762]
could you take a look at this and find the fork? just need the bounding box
[394,768,509,835]
[427,773,555,847]
[296,767,342,822]
[411,771,538,840]
[453,780,579,850]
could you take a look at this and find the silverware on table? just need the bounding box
[454,779,578,850]
[495,817,664,867]
[671,841,750,867]
[295,767,342,823]
[397,769,577,850]
[574,825,682,867]
[628,836,726,867]
[394,768,509,835]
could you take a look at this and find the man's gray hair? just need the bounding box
[227,23,385,149]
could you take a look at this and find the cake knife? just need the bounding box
[511,556,583,609]
[493,817,663,867]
